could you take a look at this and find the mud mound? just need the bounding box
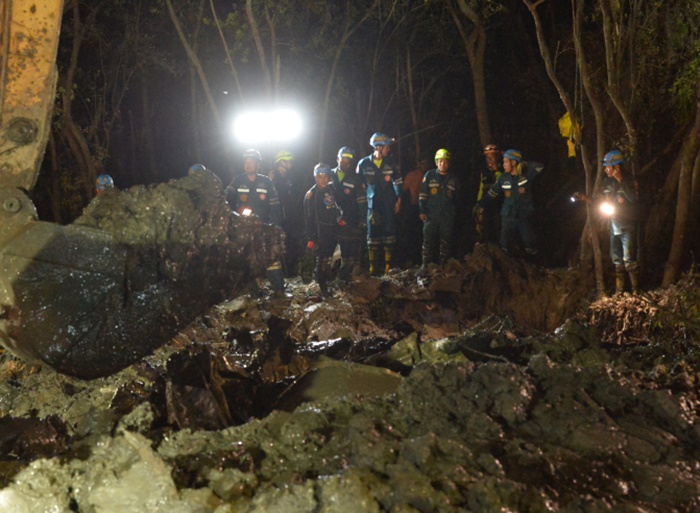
[0,258,699,511]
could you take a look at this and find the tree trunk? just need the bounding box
[47,131,63,224]
[245,0,272,98]
[662,81,700,286]
[318,0,377,160]
[451,0,491,146]
[405,47,420,160]
[600,0,638,160]
[141,79,158,182]
[63,0,98,203]
[209,0,245,103]
[523,0,609,294]
[165,0,222,130]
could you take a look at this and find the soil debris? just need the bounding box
[1,250,700,511]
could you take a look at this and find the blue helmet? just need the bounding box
[603,149,625,167]
[369,133,394,148]
[187,163,207,175]
[96,174,114,191]
[243,148,262,162]
[337,146,356,160]
[313,163,331,176]
[502,149,523,163]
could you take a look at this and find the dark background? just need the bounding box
[29,0,700,281]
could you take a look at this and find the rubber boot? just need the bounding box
[266,267,285,296]
[615,271,625,295]
[368,248,378,276]
[299,249,315,284]
[317,257,330,296]
[421,243,431,270]
[338,258,356,284]
[628,270,639,295]
[384,247,392,275]
[439,238,450,266]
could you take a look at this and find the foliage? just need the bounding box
[667,0,700,119]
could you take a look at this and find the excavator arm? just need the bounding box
[0,0,62,191]
[1,0,66,361]
[0,0,285,379]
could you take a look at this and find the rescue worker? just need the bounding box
[330,146,367,283]
[419,149,459,268]
[269,150,302,276]
[574,149,639,294]
[226,148,285,295]
[187,163,207,176]
[473,144,503,244]
[356,132,403,275]
[401,156,431,267]
[95,174,114,194]
[304,163,344,296]
[479,149,544,259]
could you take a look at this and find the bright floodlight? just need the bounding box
[233,109,302,144]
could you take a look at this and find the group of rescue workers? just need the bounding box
[99,133,639,297]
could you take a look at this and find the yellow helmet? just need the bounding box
[274,150,295,164]
[435,148,451,161]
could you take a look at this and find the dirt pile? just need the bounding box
[0,254,699,511]
[3,170,283,379]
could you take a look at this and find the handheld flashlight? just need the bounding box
[599,202,615,216]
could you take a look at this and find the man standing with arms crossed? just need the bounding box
[356,133,402,276]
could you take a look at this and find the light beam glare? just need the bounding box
[232,109,303,144]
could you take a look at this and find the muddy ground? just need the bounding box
[1,244,700,512]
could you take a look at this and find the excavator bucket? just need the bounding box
[1,1,287,379]
[0,173,285,379]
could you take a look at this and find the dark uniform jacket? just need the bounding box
[303,185,342,243]
[483,161,544,220]
[226,173,282,226]
[330,167,367,228]
[419,169,459,220]
[356,155,402,210]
